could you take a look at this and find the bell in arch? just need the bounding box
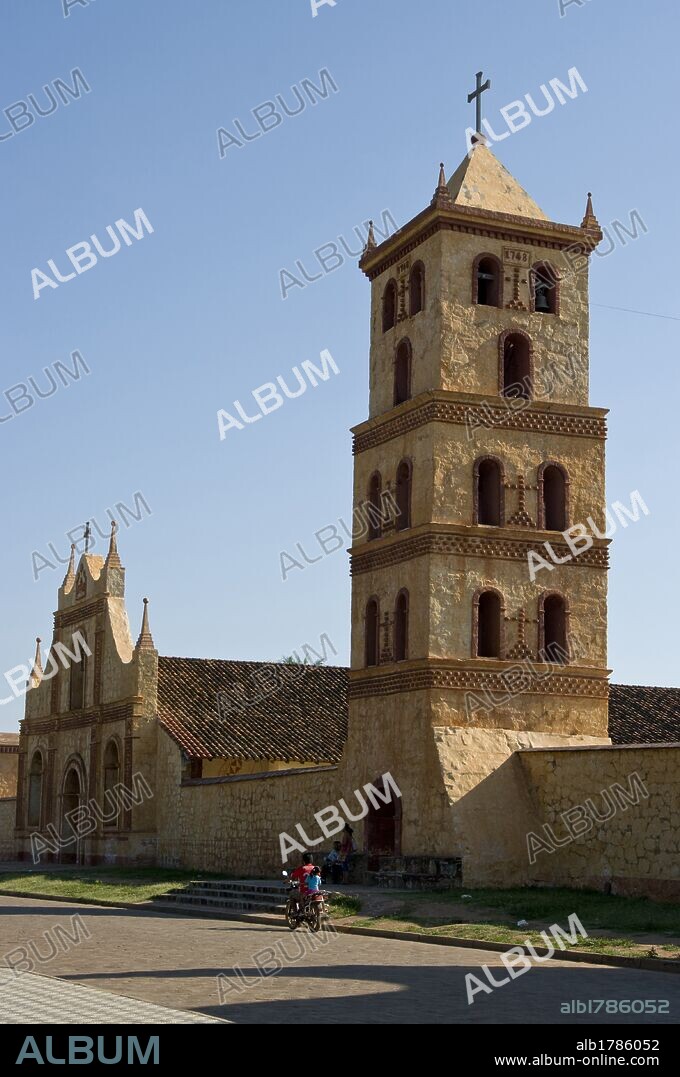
[535,284,551,313]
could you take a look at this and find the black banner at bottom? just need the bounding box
[1,1023,680,1068]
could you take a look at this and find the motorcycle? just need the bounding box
[282,870,330,932]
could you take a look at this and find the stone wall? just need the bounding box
[430,727,609,887]
[155,717,459,877]
[154,711,556,883]
[0,750,18,798]
[519,743,680,899]
[438,230,590,405]
[155,728,347,874]
[149,727,680,904]
[0,799,16,860]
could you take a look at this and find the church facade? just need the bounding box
[2,141,679,898]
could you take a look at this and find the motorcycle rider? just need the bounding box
[289,852,315,915]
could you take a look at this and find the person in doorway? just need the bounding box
[339,823,356,883]
[323,841,344,885]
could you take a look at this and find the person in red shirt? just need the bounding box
[290,853,314,912]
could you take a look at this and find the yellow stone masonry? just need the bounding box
[1,144,676,902]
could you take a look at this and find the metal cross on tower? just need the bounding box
[467,70,491,135]
[84,521,92,553]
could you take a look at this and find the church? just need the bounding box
[2,132,679,897]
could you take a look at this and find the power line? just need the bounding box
[592,303,680,322]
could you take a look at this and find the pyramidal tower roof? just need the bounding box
[360,139,601,280]
[446,142,549,222]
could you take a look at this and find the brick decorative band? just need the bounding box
[23,702,135,735]
[354,399,606,454]
[56,597,106,630]
[351,531,609,574]
[361,210,595,281]
[349,666,609,700]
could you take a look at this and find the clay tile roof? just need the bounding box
[609,685,680,745]
[157,658,680,763]
[157,657,348,764]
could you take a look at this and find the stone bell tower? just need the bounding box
[344,139,611,873]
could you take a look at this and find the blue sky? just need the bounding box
[1,0,677,731]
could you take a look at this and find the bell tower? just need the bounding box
[345,139,611,870]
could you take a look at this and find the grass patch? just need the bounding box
[406,886,680,936]
[0,867,220,905]
[329,893,361,918]
[343,887,680,960]
[345,916,651,957]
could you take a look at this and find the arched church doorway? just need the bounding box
[364,776,402,864]
[60,765,84,864]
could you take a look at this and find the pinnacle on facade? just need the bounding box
[135,597,155,652]
[581,191,600,232]
[364,220,377,253]
[105,519,122,569]
[431,161,453,209]
[63,544,76,591]
[28,638,43,689]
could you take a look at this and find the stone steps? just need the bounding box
[148,862,462,921]
[155,893,285,915]
[151,879,288,917]
[183,879,285,897]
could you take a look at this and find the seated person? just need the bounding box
[323,841,344,885]
[306,866,322,895]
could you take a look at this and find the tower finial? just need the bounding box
[431,161,453,208]
[28,637,43,689]
[105,519,122,568]
[364,220,376,253]
[581,190,600,232]
[63,543,76,591]
[135,597,155,652]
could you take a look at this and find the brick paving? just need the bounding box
[0,895,678,1024]
[0,967,224,1024]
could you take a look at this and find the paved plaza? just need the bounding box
[0,896,678,1024]
[0,966,224,1024]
